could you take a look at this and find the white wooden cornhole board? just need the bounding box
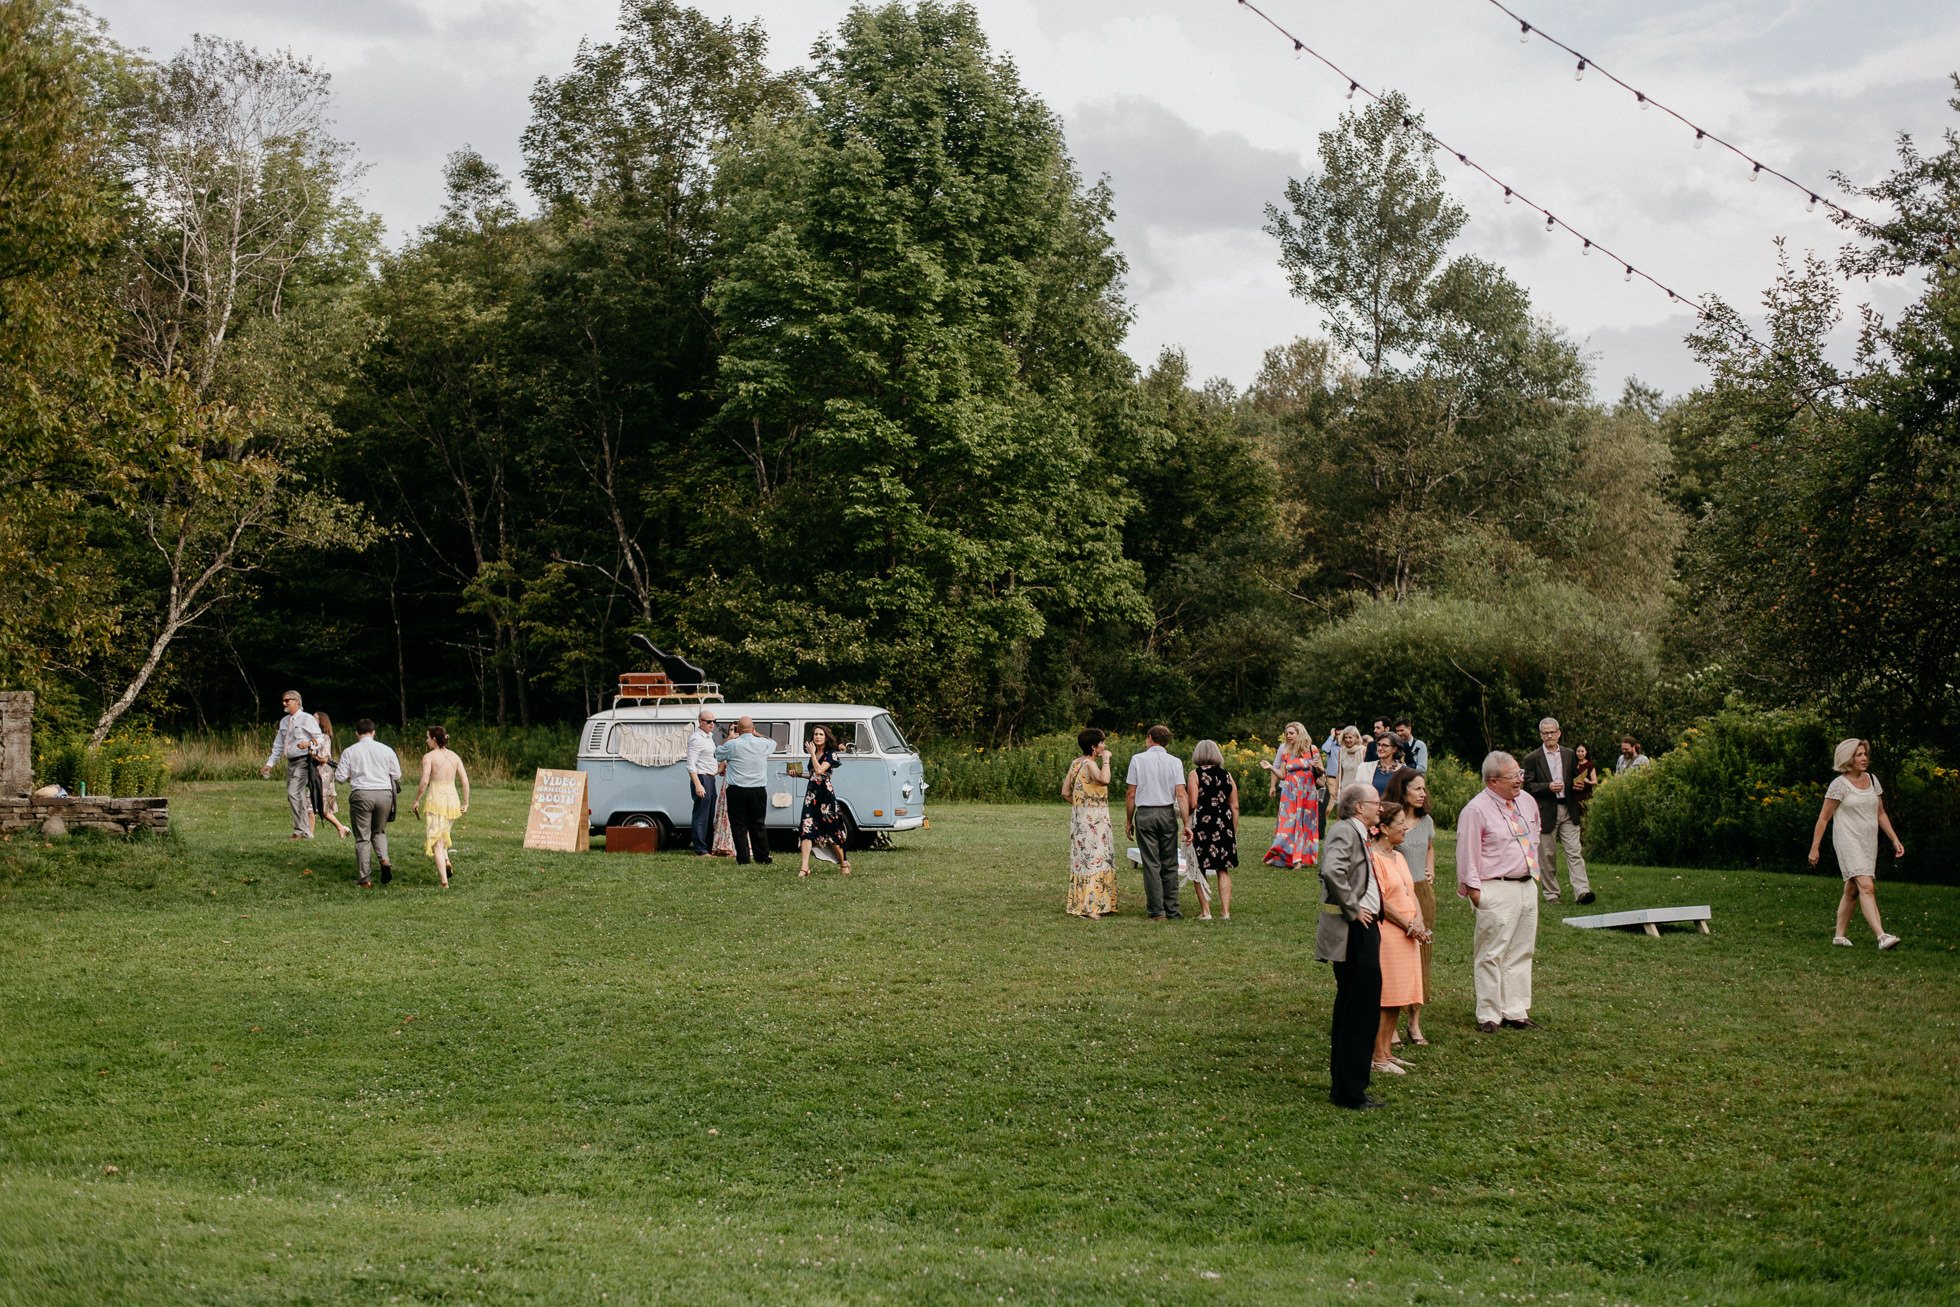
[1126,847,1190,873]
[1563,904,1711,937]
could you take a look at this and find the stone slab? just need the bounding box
[1562,904,1711,930]
[0,691,30,797]
[0,795,169,836]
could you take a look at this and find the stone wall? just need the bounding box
[0,691,30,796]
[0,796,169,836]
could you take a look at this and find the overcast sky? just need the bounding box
[86,0,1958,401]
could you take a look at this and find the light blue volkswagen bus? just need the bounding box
[576,700,928,850]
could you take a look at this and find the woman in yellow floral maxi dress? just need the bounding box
[1062,728,1117,918]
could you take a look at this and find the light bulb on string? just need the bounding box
[1503,187,1513,205]
[1581,239,1591,257]
[1751,163,1762,182]
[1636,92,1649,110]
[1574,59,1587,81]
[1807,194,1819,213]
[1624,266,1633,283]
[1293,39,1302,60]
[1519,21,1531,43]
[1694,130,1705,150]
[1346,80,1357,100]
[1544,213,1555,233]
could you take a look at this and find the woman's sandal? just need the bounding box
[1407,1032,1430,1046]
[840,860,851,876]
[798,867,811,878]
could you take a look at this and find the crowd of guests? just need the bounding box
[261,690,471,887]
[1055,715,1911,1111]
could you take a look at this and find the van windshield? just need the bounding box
[871,713,910,754]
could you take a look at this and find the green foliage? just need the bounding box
[33,726,169,796]
[1421,750,1479,829]
[1679,87,1960,752]
[1281,585,1664,768]
[1263,90,1466,375]
[690,1,1144,737]
[162,721,579,785]
[1586,703,1960,884]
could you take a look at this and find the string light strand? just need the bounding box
[1231,0,1765,353]
[1478,0,1870,228]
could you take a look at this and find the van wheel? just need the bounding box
[613,812,674,849]
[842,810,866,852]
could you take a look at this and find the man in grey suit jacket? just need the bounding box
[1316,783,1385,1110]
[1522,717,1592,904]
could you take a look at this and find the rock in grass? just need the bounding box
[40,815,66,838]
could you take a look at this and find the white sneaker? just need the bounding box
[1831,935,1854,947]
[1877,933,1900,950]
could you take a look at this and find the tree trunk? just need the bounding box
[89,614,187,746]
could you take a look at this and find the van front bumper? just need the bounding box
[887,815,926,831]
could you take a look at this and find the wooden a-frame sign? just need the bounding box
[524,768,589,852]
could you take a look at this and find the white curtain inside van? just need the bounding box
[614,723,688,767]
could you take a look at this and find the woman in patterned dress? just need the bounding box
[1368,801,1430,1076]
[710,758,735,857]
[1060,728,1116,918]
[1185,739,1239,920]
[1261,721,1322,868]
[797,726,851,876]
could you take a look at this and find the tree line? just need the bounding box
[1,0,1955,769]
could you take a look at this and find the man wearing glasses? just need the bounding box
[259,690,323,840]
[686,708,720,856]
[1456,752,1544,1033]
[1314,784,1386,1109]
[1522,717,1592,905]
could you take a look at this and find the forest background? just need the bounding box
[2,0,1956,870]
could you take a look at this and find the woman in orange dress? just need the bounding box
[1369,800,1431,1077]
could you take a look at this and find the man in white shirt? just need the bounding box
[335,718,402,887]
[259,689,322,840]
[686,708,720,856]
[1125,724,1189,920]
[1615,737,1651,773]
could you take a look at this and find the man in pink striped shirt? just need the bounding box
[1455,751,1543,1033]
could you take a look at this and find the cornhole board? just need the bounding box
[1562,904,1711,937]
[1126,847,1190,873]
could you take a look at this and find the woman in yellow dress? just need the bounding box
[1061,728,1116,918]
[410,724,470,887]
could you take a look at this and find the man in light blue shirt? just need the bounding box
[335,718,402,886]
[715,717,777,865]
[259,689,321,840]
[1125,724,1189,919]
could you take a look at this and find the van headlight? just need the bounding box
[901,783,913,799]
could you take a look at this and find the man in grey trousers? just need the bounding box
[335,718,402,887]
[1124,725,1189,920]
[259,689,322,840]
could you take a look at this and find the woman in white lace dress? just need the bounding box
[1808,738,1904,949]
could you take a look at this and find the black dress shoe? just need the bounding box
[378,863,393,884]
[1336,1099,1386,1111]
[1501,1017,1544,1029]
[1477,1020,1500,1033]
[1577,891,1596,904]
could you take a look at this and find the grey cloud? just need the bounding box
[1067,97,1306,238]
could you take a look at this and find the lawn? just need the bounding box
[1,783,1955,1305]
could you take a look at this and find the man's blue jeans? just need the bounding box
[690,774,717,854]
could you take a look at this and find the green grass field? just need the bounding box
[2,783,1955,1305]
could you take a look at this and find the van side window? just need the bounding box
[750,721,791,753]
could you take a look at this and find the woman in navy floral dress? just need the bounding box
[797,725,851,876]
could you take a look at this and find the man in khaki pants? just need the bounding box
[1455,752,1543,1033]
